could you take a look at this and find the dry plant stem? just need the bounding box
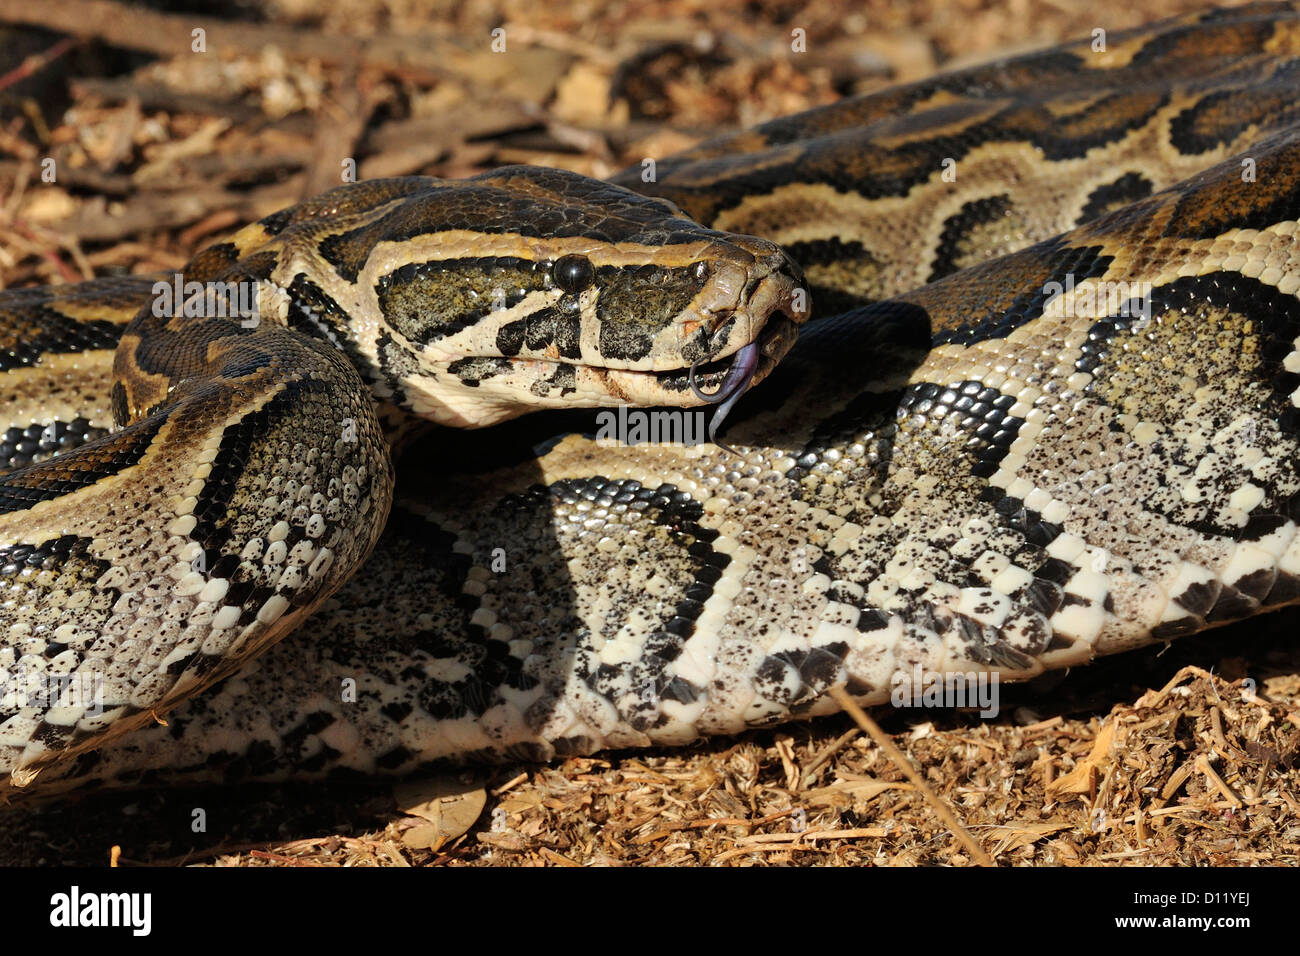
[1195,755,1244,808]
[801,727,862,787]
[827,684,997,867]
[0,35,79,93]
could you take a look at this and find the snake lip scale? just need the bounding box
[2,2,1300,802]
[576,277,804,412]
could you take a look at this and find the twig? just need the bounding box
[538,847,581,867]
[1152,760,1196,809]
[1019,715,1064,734]
[828,685,996,867]
[1196,754,1243,808]
[800,726,861,787]
[490,772,530,797]
[0,35,79,94]
[734,827,888,845]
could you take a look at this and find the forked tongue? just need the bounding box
[688,340,762,453]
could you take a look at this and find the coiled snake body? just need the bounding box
[3,4,1300,798]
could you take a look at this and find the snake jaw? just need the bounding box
[676,256,804,450]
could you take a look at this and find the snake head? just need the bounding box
[284,166,810,427]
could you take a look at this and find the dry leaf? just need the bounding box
[398,825,441,851]
[987,822,1072,852]
[477,829,528,851]
[20,190,77,223]
[805,776,911,807]
[393,777,487,850]
[1048,719,1119,795]
[498,790,547,815]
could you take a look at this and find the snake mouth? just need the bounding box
[643,310,796,397]
[594,311,797,429]
[429,309,796,429]
[600,255,805,411]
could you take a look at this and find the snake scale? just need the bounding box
[2,3,1300,801]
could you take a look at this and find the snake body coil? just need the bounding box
[2,3,1300,797]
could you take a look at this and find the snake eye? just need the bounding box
[553,255,594,294]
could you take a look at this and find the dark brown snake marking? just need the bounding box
[3,3,1300,798]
